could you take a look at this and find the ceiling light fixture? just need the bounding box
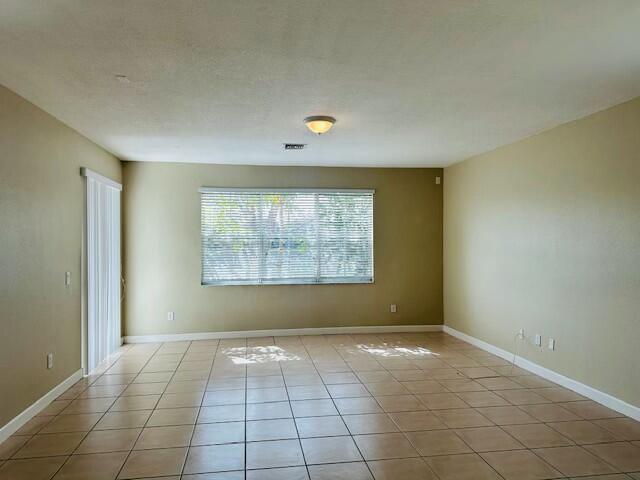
[304,115,336,135]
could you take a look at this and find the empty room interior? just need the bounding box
[1,1,640,479]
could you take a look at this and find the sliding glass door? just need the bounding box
[82,168,121,374]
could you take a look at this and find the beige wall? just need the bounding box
[0,85,121,428]
[123,162,443,336]
[444,97,640,406]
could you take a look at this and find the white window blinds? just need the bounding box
[200,188,374,285]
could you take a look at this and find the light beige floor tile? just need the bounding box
[354,432,419,460]
[14,432,85,458]
[94,410,152,430]
[456,391,510,407]
[133,372,174,383]
[334,397,383,415]
[63,397,117,414]
[480,449,561,480]
[401,381,447,394]
[476,377,523,390]
[455,426,524,452]
[594,418,640,441]
[247,375,284,389]
[342,414,399,435]
[14,416,54,435]
[440,379,487,392]
[476,406,538,425]
[388,411,446,432]
[583,442,640,472]
[416,393,468,410]
[165,380,208,394]
[110,395,160,412]
[301,436,363,464]
[247,466,309,480]
[365,382,409,396]
[198,405,245,423]
[511,376,557,389]
[375,395,426,412]
[52,451,128,480]
[157,392,204,409]
[405,429,471,456]
[494,389,551,405]
[326,384,370,398]
[192,422,245,445]
[121,383,166,396]
[246,387,288,404]
[425,453,502,480]
[247,419,298,441]
[134,425,194,449]
[533,445,618,477]
[288,385,331,400]
[146,407,199,426]
[184,444,245,474]
[40,401,72,416]
[0,436,30,460]
[501,423,573,448]
[367,457,438,480]
[246,439,304,469]
[0,456,67,480]
[559,400,622,420]
[291,399,338,417]
[79,385,128,398]
[75,428,141,454]
[548,420,620,444]
[308,461,372,480]
[532,387,586,403]
[246,401,292,420]
[119,447,187,478]
[520,404,581,422]
[39,414,102,434]
[295,416,349,438]
[433,408,493,428]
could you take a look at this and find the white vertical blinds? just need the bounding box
[84,171,121,373]
[200,188,374,285]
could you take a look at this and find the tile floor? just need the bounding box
[1,331,639,479]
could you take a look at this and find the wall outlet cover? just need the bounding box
[390,304,397,313]
[534,334,542,347]
[548,338,555,350]
[167,311,175,321]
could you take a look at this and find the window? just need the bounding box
[200,188,374,285]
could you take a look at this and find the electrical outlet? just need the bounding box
[390,304,397,313]
[167,311,175,321]
[548,338,555,350]
[47,353,53,369]
[534,334,542,347]
[435,176,441,185]
[65,271,71,287]
[517,329,524,340]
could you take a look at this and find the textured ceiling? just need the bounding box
[1,0,639,167]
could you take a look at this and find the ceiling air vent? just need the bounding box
[283,143,306,150]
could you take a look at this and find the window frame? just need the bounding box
[199,187,375,286]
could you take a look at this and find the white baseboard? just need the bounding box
[0,369,83,443]
[443,326,640,421]
[123,324,444,344]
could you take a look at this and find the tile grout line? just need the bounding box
[113,341,183,480]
